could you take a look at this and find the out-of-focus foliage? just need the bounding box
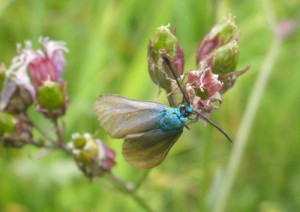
[0,0,300,211]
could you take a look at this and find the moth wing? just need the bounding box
[94,94,166,138]
[122,129,183,168]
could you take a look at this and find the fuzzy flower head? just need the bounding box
[186,66,223,114]
[68,133,116,178]
[13,37,68,90]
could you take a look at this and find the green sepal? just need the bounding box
[37,80,64,110]
[212,41,239,75]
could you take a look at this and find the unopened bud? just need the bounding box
[73,136,86,149]
[209,15,237,45]
[210,41,239,75]
[5,85,33,113]
[196,15,238,66]
[0,112,18,137]
[152,24,177,61]
[37,80,64,110]
[148,24,184,93]
[0,113,32,148]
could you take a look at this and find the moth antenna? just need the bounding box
[162,56,190,105]
[195,111,233,143]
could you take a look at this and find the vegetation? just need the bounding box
[0,0,299,211]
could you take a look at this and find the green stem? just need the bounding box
[212,1,281,211]
[107,173,154,212]
[27,117,56,144]
[210,0,221,25]
[134,169,151,192]
[53,118,70,154]
[27,138,54,149]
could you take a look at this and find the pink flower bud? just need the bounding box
[196,15,238,67]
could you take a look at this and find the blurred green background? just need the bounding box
[0,0,300,211]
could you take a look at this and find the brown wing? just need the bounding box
[94,94,166,138]
[122,129,183,168]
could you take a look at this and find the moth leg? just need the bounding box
[155,81,161,102]
[184,124,190,130]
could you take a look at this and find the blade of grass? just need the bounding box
[0,0,14,17]
[211,0,282,211]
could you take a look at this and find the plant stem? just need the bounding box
[107,172,154,212]
[134,169,151,191]
[53,118,70,153]
[27,138,54,149]
[210,0,221,25]
[27,117,56,144]
[212,1,281,211]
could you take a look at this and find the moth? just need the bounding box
[94,57,231,168]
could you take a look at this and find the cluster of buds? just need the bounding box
[0,37,69,147]
[148,15,250,116]
[195,15,250,95]
[1,38,118,181]
[67,133,116,178]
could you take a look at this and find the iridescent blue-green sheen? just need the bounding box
[159,105,192,131]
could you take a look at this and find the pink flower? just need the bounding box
[185,67,223,114]
[13,37,68,90]
[0,37,68,111]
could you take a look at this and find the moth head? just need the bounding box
[179,104,193,118]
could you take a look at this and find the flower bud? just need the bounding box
[151,25,177,61]
[148,24,184,93]
[4,85,33,114]
[0,112,17,137]
[209,41,239,75]
[196,15,238,67]
[37,80,65,110]
[209,15,237,45]
[0,113,33,148]
[68,133,116,177]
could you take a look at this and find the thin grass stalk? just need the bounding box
[211,0,281,211]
